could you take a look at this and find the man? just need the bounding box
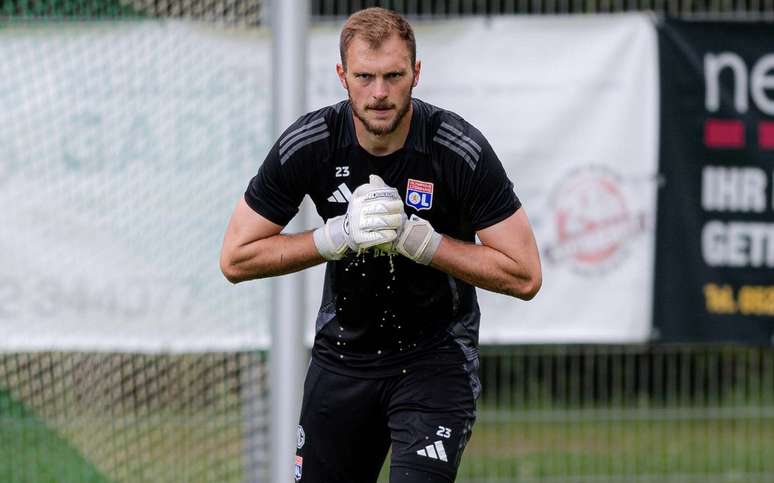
[220,7,541,483]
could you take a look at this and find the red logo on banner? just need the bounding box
[758,121,774,150]
[544,166,649,276]
[704,119,745,148]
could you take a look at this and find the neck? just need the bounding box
[354,102,413,156]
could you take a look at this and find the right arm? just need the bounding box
[219,196,325,284]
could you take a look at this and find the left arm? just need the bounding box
[429,208,541,300]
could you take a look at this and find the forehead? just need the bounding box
[346,34,412,71]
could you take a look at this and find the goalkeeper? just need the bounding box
[220,7,541,483]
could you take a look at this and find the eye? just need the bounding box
[386,72,403,79]
[355,73,373,80]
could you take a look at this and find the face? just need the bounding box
[337,34,421,137]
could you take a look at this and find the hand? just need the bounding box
[394,214,442,265]
[344,175,405,252]
[313,215,349,261]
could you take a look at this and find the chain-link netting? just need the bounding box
[1,2,272,481]
[0,352,269,482]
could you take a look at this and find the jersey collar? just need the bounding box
[340,99,430,155]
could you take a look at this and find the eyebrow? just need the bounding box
[353,69,406,76]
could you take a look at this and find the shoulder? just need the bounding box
[414,98,487,171]
[276,101,348,166]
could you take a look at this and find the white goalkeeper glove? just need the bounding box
[313,175,405,260]
[313,215,349,261]
[344,175,405,251]
[394,214,442,265]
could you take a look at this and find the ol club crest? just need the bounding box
[406,179,433,211]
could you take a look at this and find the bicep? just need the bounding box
[476,208,540,272]
[222,196,284,252]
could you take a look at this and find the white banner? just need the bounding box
[1,16,658,352]
[306,15,659,344]
[0,22,273,352]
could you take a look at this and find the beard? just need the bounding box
[350,87,413,136]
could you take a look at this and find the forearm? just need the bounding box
[221,230,325,283]
[430,236,540,300]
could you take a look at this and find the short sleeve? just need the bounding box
[465,137,521,231]
[439,121,520,231]
[244,113,331,226]
[244,142,302,226]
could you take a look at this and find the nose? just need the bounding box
[372,78,388,99]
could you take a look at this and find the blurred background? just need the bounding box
[2,1,774,482]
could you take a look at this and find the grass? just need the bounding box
[376,406,774,482]
[4,387,774,483]
[0,390,111,483]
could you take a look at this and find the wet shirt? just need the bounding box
[244,98,521,377]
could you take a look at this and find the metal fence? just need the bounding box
[310,0,774,20]
[448,345,774,483]
[4,0,774,23]
[4,346,773,482]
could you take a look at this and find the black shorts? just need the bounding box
[294,355,479,483]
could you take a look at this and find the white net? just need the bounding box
[0,21,272,352]
[1,15,273,483]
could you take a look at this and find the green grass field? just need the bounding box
[0,390,110,483]
[377,407,774,482]
[4,386,774,483]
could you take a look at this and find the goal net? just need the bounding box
[0,2,273,482]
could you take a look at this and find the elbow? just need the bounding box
[221,262,241,284]
[509,271,542,301]
[220,253,245,284]
[519,275,542,300]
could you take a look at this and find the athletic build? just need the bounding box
[221,8,541,483]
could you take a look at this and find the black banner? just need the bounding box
[655,21,774,344]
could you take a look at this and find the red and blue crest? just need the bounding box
[406,179,433,211]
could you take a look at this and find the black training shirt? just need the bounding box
[245,98,520,377]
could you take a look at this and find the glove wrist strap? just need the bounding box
[416,232,442,265]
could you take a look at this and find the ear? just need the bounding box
[412,60,421,88]
[336,63,348,90]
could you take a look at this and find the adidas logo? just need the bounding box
[327,183,352,203]
[416,441,448,462]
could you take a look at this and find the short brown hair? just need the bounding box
[339,7,416,71]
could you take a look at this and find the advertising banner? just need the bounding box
[1,16,659,351]
[655,21,774,344]
[0,22,273,352]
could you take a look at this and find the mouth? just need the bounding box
[367,105,394,114]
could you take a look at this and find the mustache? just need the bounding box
[366,102,395,110]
